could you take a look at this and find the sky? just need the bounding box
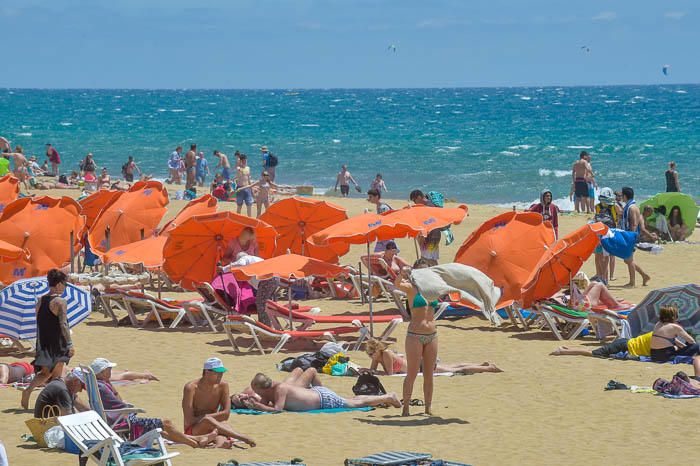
[1,0,698,89]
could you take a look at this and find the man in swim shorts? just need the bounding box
[249,372,401,412]
[0,362,34,384]
[185,144,197,190]
[235,154,254,216]
[214,150,230,181]
[230,367,322,409]
[334,165,359,197]
[571,151,591,213]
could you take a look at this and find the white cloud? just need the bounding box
[665,11,686,20]
[592,11,617,21]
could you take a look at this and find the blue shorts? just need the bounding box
[222,167,230,180]
[588,182,595,199]
[236,188,253,206]
[311,386,346,409]
[196,172,206,184]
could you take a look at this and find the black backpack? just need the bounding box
[352,372,386,396]
[267,153,278,167]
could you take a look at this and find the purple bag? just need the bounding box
[653,375,700,396]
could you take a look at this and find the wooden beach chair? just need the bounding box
[222,314,368,355]
[58,410,178,466]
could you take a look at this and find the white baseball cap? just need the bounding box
[68,368,86,386]
[91,357,117,375]
[203,357,227,373]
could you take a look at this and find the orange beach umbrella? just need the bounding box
[454,211,555,302]
[520,222,608,308]
[0,196,85,283]
[88,181,168,253]
[102,236,167,269]
[0,239,29,263]
[163,211,277,290]
[78,190,120,230]
[260,197,349,263]
[380,204,468,235]
[159,194,218,236]
[0,175,20,212]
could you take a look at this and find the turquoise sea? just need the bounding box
[1,86,698,205]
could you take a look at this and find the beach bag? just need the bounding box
[653,375,700,396]
[25,405,60,448]
[267,153,278,167]
[352,373,386,396]
[322,352,349,375]
[319,342,346,358]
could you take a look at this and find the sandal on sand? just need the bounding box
[409,399,424,406]
[604,380,629,391]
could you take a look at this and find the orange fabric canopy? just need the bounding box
[159,194,218,236]
[0,175,20,212]
[103,236,167,269]
[520,222,608,308]
[0,196,85,283]
[308,212,419,247]
[259,196,349,263]
[380,204,468,235]
[88,181,168,254]
[0,239,29,263]
[228,253,348,281]
[163,211,277,290]
[454,211,556,302]
[78,190,120,230]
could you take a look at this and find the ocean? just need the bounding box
[1,86,698,206]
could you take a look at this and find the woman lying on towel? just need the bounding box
[365,339,502,376]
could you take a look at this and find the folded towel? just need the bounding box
[231,406,374,415]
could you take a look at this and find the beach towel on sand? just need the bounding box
[410,263,502,325]
[231,407,373,415]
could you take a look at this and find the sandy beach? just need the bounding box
[1,185,699,466]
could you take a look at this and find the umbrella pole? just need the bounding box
[157,272,162,300]
[288,281,293,329]
[413,238,420,260]
[104,227,111,275]
[69,231,75,274]
[358,261,365,305]
[367,240,374,337]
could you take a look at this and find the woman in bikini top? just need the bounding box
[395,259,437,416]
[650,305,698,362]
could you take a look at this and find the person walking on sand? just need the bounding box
[196,152,210,187]
[571,151,590,213]
[237,171,278,218]
[665,161,681,192]
[214,150,231,181]
[46,143,61,176]
[394,260,438,416]
[620,187,653,288]
[168,146,183,184]
[182,358,256,448]
[334,165,359,197]
[249,373,401,412]
[185,144,197,189]
[21,269,75,409]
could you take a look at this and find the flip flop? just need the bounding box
[409,399,424,406]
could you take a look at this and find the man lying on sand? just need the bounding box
[249,372,402,412]
[550,332,653,359]
[230,367,321,409]
[182,358,256,448]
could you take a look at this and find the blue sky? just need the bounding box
[1,0,697,88]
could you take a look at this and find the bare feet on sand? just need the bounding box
[144,371,159,381]
[20,389,31,409]
[549,346,568,356]
[196,429,218,448]
[623,282,635,289]
[387,393,402,408]
[642,273,651,286]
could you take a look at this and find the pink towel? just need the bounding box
[211,273,256,314]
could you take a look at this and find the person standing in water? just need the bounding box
[334,165,359,197]
[21,269,75,409]
[185,144,197,190]
[665,161,681,192]
[571,151,591,213]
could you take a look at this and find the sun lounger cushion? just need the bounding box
[267,300,401,323]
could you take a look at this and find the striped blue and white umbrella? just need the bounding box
[0,277,91,340]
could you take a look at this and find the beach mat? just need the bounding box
[232,406,373,415]
[219,462,305,466]
[344,450,471,465]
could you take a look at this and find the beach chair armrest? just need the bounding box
[105,407,146,416]
[132,427,164,447]
[84,437,114,456]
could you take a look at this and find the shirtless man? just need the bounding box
[583,153,596,213]
[182,358,256,448]
[235,154,253,216]
[230,368,322,409]
[249,372,401,412]
[620,187,652,288]
[334,165,359,197]
[571,151,591,213]
[185,144,197,189]
[213,150,231,181]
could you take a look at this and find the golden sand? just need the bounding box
[1,186,698,465]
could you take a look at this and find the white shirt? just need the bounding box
[223,255,263,288]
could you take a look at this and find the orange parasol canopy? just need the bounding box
[0,175,20,213]
[159,194,218,236]
[228,253,348,281]
[308,212,419,247]
[103,236,167,269]
[454,211,556,302]
[0,196,85,283]
[260,197,349,263]
[380,204,468,235]
[520,222,608,308]
[0,239,29,263]
[88,181,168,254]
[163,211,277,290]
[78,190,120,230]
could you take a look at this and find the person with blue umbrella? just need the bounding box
[21,270,76,409]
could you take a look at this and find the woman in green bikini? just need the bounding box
[396,259,437,416]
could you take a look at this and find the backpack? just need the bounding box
[352,372,386,396]
[594,204,618,228]
[267,153,278,167]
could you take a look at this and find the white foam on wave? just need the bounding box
[509,144,534,150]
[332,139,341,144]
[21,125,30,129]
[267,114,277,117]
[644,144,654,148]
[300,124,320,127]
[567,145,593,149]
[157,109,166,112]
[676,90,688,94]
[171,109,186,112]
[604,100,620,104]
[538,168,569,178]
[17,132,32,136]
[499,151,519,157]
[59,122,72,126]
[520,96,532,101]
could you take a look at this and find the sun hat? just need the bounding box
[68,368,86,386]
[203,357,227,373]
[91,357,117,375]
[260,146,268,152]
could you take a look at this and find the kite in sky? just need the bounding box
[662,64,670,76]
[387,44,397,52]
[580,46,590,53]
